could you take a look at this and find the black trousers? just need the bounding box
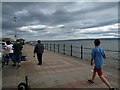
[37,53,43,64]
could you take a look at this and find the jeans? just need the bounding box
[13,53,22,63]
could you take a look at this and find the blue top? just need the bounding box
[91,46,106,68]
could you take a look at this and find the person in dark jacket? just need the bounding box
[12,39,23,69]
[33,40,44,65]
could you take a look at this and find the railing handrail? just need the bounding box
[42,43,119,60]
[84,47,119,52]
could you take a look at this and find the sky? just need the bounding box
[2,1,119,41]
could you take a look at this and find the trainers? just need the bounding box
[6,63,9,65]
[38,63,42,65]
[88,80,94,83]
[17,65,20,69]
[109,88,117,90]
[12,64,16,66]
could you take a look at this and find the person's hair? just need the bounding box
[37,40,41,43]
[94,39,100,46]
[16,39,20,42]
[2,43,5,45]
[6,41,11,45]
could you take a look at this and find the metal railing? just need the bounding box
[28,42,119,68]
[44,43,119,61]
[44,43,85,59]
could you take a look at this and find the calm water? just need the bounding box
[34,40,119,68]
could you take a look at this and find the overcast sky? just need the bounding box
[2,2,118,41]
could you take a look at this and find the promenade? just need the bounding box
[2,45,119,89]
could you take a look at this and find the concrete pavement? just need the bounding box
[2,45,119,89]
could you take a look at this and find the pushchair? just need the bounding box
[2,52,27,67]
[21,53,27,61]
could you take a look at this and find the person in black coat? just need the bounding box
[33,40,44,65]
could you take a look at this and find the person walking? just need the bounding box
[88,39,113,89]
[12,39,23,69]
[33,40,44,65]
[6,41,14,65]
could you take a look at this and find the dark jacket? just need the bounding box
[13,43,23,54]
[34,43,44,54]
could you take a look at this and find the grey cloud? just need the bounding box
[81,30,118,35]
[31,28,46,31]
[2,2,118,40]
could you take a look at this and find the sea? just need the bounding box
[32,39,119,68]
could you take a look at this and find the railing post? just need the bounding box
[71,45,72,56]
[63,44,65,54]
[44,43,45,48]
[45,43,46,49]
[49,43,50,50]
[45,43,47,49]
[47,43,48,50]
[50,44,51,51]
[58,44,59,53]
[81,45,83,59]
[46,43,47,49]
[54,44,55,52]
[43,43,45,48]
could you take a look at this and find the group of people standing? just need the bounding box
[3,39,44,69]
[3,39,23,69]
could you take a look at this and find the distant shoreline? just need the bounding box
[42,38,120,42]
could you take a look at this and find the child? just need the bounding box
[88,39,112,88]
